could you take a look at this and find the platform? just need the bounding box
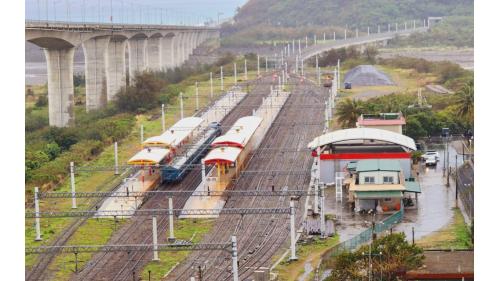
[179,88,290,218]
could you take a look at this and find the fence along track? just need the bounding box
[70,77,273,281]
[166,77,326,280]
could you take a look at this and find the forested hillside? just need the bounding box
[222,0,473,46]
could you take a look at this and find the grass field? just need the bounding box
[25,69,260,275]
[273,236,339,281]
[416,208,473,250]
[141,219,215,280]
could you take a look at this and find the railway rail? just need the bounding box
[67,76,275,281]
[166,76,327,280]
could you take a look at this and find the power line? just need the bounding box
[39,189,313,199]
[26,207,292,218]
[26,241,231,255]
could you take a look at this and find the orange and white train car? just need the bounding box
[126,117,204,191]
[203,116,263,192]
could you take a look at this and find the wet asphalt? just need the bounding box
[324,144,465,242]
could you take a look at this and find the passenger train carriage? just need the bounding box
[127,117,221,189]
[203,116,263,192]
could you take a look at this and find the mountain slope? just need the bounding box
[222,0,473,45]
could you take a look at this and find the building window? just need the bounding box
[384,198,392,202]
[383,176,394,184]
[364,176,375,183]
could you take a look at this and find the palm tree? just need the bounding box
[455,80,474,126]
[335,98,365,128]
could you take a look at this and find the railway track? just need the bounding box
[69,76,274,281]
[165,77,327,280]
[25,168,137,281]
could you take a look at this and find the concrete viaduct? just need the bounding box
[26,21,219,127]
[300,26,429,60]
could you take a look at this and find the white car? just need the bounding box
[425,156,437,166]
[422,151,439,161]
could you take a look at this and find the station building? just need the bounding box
[308,127,417,184]
[347,159,420,213]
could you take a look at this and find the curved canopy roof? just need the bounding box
[307,128,416,151]
[143,117,203,148]
[203,146,242,165]
[128,148,171,165]
[212,116,262,148]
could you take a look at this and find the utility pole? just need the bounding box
[234,62,237,85]
[34,187,42,241]
[140,124,144,143]
[209,72,213,99]
[152,216,159,261]
[161,104,165,131]
[114,142,119,175]
[265,56,268,72]
[257,55,260,76]
[179,92,184,119]
[289,200,298,260]
[244,59,248,80]
[195,82,200,112]
[231,236,239,281]
[220,66,224,91]
[70,162,76,209]
[168,197,175,241]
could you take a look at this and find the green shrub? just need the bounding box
[115,72,165,113]
[35,95,48,107]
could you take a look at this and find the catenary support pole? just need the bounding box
[220,66,224,91]
[320,184,326,238]
[161,104,165,131]
[201,162,206,191]
[244,60,248,80]
[232,236,239,281]
[210,72,213,99]
[195,82,199,111]
[70,161,76,209]
[114,142,119,175]
[289,200,298,260]
[314,180,319,214]
[344,29,347,40]
[301,59,304,77]
[140,124,144,143]
[179,92,184,119]
[333,31,336,41]
[168,197,175,241]
[337,59,341,90]
[257,55,260,76]
[234,63,237,85]
[152,216,159,261]
[265,56,268,72]
[34,187,42,241]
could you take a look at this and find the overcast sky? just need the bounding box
[25,0,248,25]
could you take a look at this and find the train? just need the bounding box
[127,117,221,189]
[161,121,222,183]
[202,116,263,192]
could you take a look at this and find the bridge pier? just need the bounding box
[173,33,185,67]
[44,47,75,127]
[105,37,127,100]
[128,35,148,82]
[146,35,163,71]
[82,36,110,111]
[161,34,175,70]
